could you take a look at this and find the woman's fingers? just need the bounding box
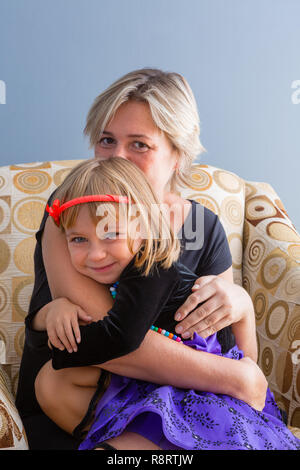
[175,294,221,337]
[174,281,220,334]
[176,303,230,339]
[174,281,217,322]
[194,309,232,338]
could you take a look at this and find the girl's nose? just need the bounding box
[88,243,106,262]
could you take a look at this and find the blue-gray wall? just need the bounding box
[1,0,300,229]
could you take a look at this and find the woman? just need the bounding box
[16,68,259,450]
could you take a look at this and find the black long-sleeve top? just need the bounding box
[16,198,234,420]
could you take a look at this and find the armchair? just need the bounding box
[0,159,299,449]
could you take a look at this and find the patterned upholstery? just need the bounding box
[0,159,299,449]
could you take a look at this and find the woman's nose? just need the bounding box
[111,144,129,160]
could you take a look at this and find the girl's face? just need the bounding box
[65,205,141,285]
[94,101,178,200]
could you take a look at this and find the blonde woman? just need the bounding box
[17,69,261,450]
[34,157,299,450]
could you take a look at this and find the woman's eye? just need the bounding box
[99,137,115,146]
[132,141,149,151]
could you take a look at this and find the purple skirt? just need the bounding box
[78,333,300,450]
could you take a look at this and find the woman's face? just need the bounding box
[94,101,178,200]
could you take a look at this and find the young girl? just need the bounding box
[35,156,300,451]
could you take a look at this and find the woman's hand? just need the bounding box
[45,298,93,353]
[174,275,252,339]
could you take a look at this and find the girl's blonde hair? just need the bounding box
[53,157,181,276]
[84,68,205,192]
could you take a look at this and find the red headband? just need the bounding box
[46,195,129,226]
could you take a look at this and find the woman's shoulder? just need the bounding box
[185,199,224,241]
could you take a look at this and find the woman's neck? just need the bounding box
[162,191,192,234]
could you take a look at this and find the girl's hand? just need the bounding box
[45,298,93,353]
[174,275,251,339]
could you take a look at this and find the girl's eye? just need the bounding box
[70,236,87,243]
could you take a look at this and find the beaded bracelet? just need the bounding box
[109,282,182,343]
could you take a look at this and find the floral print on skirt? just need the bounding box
[78,333,300,450]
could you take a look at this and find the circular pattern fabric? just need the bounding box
[267,222,300,243]
[187,193,219,215]
[261,346,274,376]
[253,289,268,325]
[227,233,243,270]
[213,170,243,193]
[248,238,266,271]
[13,237,36,275]
[246,195,280,223]
[265,301,289,340]
[188,167,213,191]
[12,197,47,235]
[53,168,72,187]
[0,283,9,318]
[221,197,243,226]
[0,240,10,274]
[0,197,11,233]
[13,170,51,194]
[275,351,293,395]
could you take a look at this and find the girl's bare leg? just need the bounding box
[98,432,161,450]
[35,361,161,450]
[35,360,100,434]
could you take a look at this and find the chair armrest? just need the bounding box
[0,365,28,449]
[242,180,300,429]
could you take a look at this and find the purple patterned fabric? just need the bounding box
[78,333,300,450]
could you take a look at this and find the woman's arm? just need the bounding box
[100,332,267,411]
[174,267,258,361]
[40,218,262,396]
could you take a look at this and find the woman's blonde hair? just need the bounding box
[84,68,205,192]
[53,157,181,276]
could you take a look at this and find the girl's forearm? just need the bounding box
[32,304,50,331]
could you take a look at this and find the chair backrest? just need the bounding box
[0,160,245,393]
[243,179,300,428]
[0,160,83,389]
[179,163,245,286]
